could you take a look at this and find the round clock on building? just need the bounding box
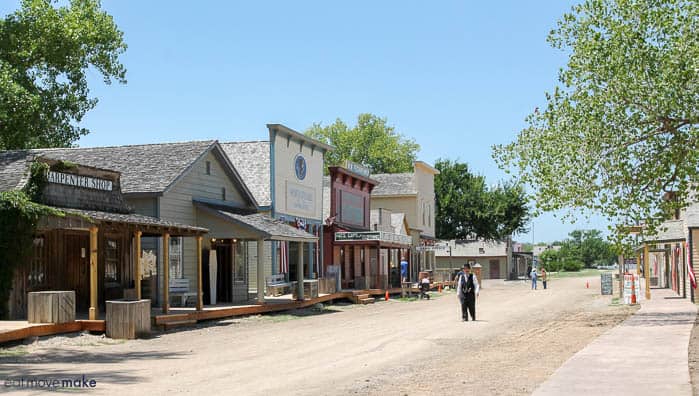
[294,154,307,180]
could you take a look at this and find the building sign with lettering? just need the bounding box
[344,160,371,178]
[335,231,411,246]
[47,171,113,191]
[286,181,315,217]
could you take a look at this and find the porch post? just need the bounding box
[135,230,142,300]
[257,238,265,304]
[364,246,371,288]
[644,244,651,300]
[196,236,203,311]
[89,226,99,320]
[297,241,304,301]
[163,233,170,314]
[353,246,361,288]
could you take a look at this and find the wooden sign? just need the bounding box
[48,171,113,191]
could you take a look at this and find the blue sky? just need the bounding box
[1,0,608,242]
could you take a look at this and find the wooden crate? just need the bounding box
[27,291,75,324]
[106,299,151,339]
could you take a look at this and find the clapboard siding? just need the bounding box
[248,241,273,292]
[157,149,256,301]
[127,197,158,217]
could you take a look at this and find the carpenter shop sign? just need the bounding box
[47,171,113,192]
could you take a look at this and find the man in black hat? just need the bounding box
[455,263,479,321]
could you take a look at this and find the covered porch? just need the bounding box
[194,204,319,304]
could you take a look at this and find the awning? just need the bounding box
[195,203,317,242]
[38,207,209,237]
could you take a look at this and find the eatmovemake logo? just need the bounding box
[4,375,97,389]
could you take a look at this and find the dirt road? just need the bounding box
[1,275,636,395]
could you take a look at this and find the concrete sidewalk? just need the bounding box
[533,287,697,396]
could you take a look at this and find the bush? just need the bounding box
[562,260,583,272]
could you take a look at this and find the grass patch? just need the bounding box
[610,297,621,306]
[550,268,612,278]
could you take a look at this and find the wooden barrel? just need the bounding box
[105,299,151,339]
[27,291,75,324]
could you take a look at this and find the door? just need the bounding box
[66,234,90,312]
[215,243,233,303]
[489,259,500,279]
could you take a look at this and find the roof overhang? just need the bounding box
[195,202,317,242]
[267,124,335,152]
[38,207,208,237]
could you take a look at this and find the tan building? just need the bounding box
[223,124,332,288]
[370,161,439,281]
[435,239,510,279]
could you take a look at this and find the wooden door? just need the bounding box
[489,260,500,279]
[215,243,232,303]
[65,234,90,311]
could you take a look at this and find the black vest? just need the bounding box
[461,273,475,295]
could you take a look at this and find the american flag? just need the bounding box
[280,241,289,274]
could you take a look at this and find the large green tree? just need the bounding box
[0,0,127,150]
[558,229,616,267]
[493,0,698,242]
[305,113,420,174]
[434,159,530,241]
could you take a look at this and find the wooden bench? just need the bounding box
[265,274,291,297]
[169,278,197,307]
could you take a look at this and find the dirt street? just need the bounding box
[1,275,636,395]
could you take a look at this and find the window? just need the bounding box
[105,239,119,282]
[478,247,485,254]
[170,237,183,279]
[205,161,211,175]
[234,241,247,282]
[28,237,46,287]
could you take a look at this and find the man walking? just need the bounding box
[456,263,479,321]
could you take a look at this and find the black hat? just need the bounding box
[463,263,471,269]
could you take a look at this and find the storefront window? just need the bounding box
[170,237,183,279]
[234,241,247,282]
[105,239,119,282]
[28,237,46,287]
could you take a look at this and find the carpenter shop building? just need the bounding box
[0,132,320,320]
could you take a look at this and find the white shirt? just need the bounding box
[456,271,479,297]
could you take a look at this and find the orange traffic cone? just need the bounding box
[586,281,589,289]
[631,275,637,304]
[385,291,389,301]
[438,284,443,293]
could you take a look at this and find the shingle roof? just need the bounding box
[371,173,416,196]
[57,207,208,235]
[0,141,216,194]
[684,202,699,228]
[644,219,686,242]
[0,150,34,192]
[197,205,317,241]
[221,141,271,207]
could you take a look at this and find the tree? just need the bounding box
[1,0,127,150]
[434,159,530,241]
[493,0,698,242]
[558,229,616,268]
[305,114,420,174]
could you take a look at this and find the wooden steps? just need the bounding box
[161,319,197,331]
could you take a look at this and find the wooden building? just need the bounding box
[1,155,206,320]
[1,137,320,321]
[322,165,412,290]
